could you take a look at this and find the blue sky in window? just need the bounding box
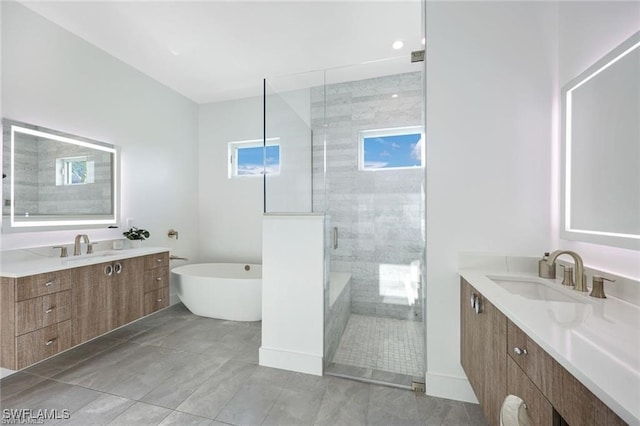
[363,133,422,169]
[237,145,280,175]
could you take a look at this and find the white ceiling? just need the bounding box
[20,1,424,104]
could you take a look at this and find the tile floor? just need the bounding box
[0,304,486,426]
[332,314,424,377]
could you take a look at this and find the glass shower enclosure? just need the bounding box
[264,56,425,388]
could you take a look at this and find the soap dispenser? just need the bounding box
[538,252,555,279]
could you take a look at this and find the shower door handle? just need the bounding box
[332,227,338,250]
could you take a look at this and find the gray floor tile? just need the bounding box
[1,304,439,426]
[367,384,420,426]
[176,360,258,419]
[417,394,487,426]
[215,383,282,426]
[140,352,229,409]
[0,372,47,401]
[314,377,370,426]
[103,346,191,400]
[104,323,149,341]
[55,394,135,425]
[107,401,172,425]
[52,341,143,387]
[463,401,488,426]
[262,387,324,426]
[159,411,212,425]
[2,379,102,413]
[24,337,124,379]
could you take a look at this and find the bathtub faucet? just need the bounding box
[169,255,189,261]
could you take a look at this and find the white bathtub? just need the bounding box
[172,263,262,321]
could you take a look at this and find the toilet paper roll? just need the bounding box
[500,395,532,426]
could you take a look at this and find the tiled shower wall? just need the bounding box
[311,72,424,321]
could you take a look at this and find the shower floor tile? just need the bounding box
[331,314,424,378]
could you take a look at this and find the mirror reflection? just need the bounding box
[2,119,119,231]
[561,31,640,250]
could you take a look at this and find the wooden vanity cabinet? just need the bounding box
[1,251,170,371]
[73,262,113,344]
[506,355,554,425]
[1,270,74,370]
[112,257,144,329]
[460,279,507,426]
[461,277,627,426]
[143,252,169,315]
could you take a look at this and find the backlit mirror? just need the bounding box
[561,31,640,250]
[2,119,119,232]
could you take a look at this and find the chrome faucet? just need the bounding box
[546,250,586,292]
[73,234,91,256]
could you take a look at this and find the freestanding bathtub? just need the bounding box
[172,263,262,321]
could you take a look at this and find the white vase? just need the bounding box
[130,240,142,249]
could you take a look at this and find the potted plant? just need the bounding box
[123,227,150,248]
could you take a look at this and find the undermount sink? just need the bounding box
[62,251,122,263]
[488,276,588,304]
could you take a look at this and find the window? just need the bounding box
[56,156,95,186]
[359,126,424,171]
[229,138,280,178]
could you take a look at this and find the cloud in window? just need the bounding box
[411,136,423,161]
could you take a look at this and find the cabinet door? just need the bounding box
[461,278,482,395]
[112,257,144,329]
[460,278,507,426]
[73,263,112,345]
[507,356,554,426]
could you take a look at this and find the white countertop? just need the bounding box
[0,247,170,278]
[460,269,640,425]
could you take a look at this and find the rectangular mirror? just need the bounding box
[561,31,640,250]
[2,119,119,232]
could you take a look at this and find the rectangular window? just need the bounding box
[229,138,280,178]
[359,126,424,171]
[55,156,95,186]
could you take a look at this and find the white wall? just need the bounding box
[1,2,199,300]
[198,90,311,264]
[425,1,557,401]
[552,1,640,279]
[199,97,264,263]
[260,214,324,376]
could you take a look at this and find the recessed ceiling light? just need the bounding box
[391,94,399,98]
[392,40,404,50]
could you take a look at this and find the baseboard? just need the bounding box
[259,346,323,376]
[425,372,478,403]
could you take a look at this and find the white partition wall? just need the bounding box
[259,213,325,376]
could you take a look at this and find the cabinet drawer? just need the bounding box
[15,320,72,369]
[507,356,554,426]
[16,270,72,301]
[551,359,626,426]
[143,266,169,293]
[144,253,169,270]
[15,290,72,336]
[144,287,169,315]
[507,320,553,398]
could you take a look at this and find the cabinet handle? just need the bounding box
[45,307,54,314]
[156,259,162,263]
[156,277,162,281]
[45,338,57,346]
[470,294,476,309]
[157,298,163,302]
[105,265,113,276]
[114,262,123,274]
[514,347,528,356]
[44,281,54,287]
[474,296,482,314]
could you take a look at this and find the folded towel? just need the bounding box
[500,394,532,426]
